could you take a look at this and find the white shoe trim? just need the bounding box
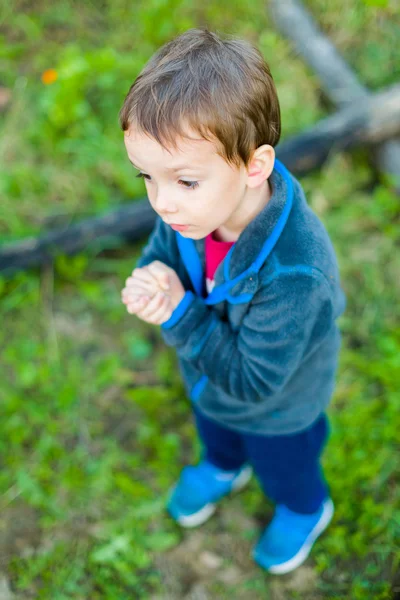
[231,465,253,491]
[176,502,217,527]
[170,465,253,528]
[265,498,335,575]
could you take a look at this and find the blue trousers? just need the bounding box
[192,406,330,514]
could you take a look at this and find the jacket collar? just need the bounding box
[175,159,294,302]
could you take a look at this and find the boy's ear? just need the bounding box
[246,144,275,188]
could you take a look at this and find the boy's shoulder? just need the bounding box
[271,171,340,285]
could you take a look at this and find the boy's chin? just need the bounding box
[177,227,204,239]
[168,225,212,240]
[186,229,208,240]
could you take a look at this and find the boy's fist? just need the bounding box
[123,288,173,324]
[121,261,186,325]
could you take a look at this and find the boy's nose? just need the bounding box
[153,191,177,215]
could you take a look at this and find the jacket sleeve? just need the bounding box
[135,214,181,271]
[160,271,333,404]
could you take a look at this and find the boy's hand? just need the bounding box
[123,288,174,325]
[121,261,186,325]
[124,261,186,310]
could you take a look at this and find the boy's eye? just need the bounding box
[180,180,199,190]
[135,172,151,181]
[135,172,199,190]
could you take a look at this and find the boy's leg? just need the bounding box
[242,413,330,513]
[192,404,247,471]
[166,406,250,526]
[243,413,333,573]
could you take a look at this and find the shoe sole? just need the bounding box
[256,498,335,575]
[169,465,253,528]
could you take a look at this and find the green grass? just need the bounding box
[1,1,399,598]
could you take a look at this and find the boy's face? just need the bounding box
[124,125,251,240]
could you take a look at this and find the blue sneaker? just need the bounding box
[252,497,334,574]
[167,460,253,528]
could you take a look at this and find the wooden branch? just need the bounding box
[276,83,400,174]
[1,82,400,275]
[269,0,400,192]
[0,200,155,275]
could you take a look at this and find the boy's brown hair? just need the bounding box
[119,28,281,169]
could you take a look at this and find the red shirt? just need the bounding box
[205,231,236,294]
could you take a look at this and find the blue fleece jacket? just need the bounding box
[135,159,346,435]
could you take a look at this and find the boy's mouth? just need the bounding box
[169,223,190,231]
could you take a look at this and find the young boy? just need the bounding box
[120,28,346,575]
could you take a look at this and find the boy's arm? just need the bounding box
[160,271,339,404]
[135,214,180,272]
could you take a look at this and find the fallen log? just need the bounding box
[1,81,400,275]
[269,0,400,193]
[0,200,155,275]
[277,82,400,174]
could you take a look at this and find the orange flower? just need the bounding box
[41,69,58,85]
